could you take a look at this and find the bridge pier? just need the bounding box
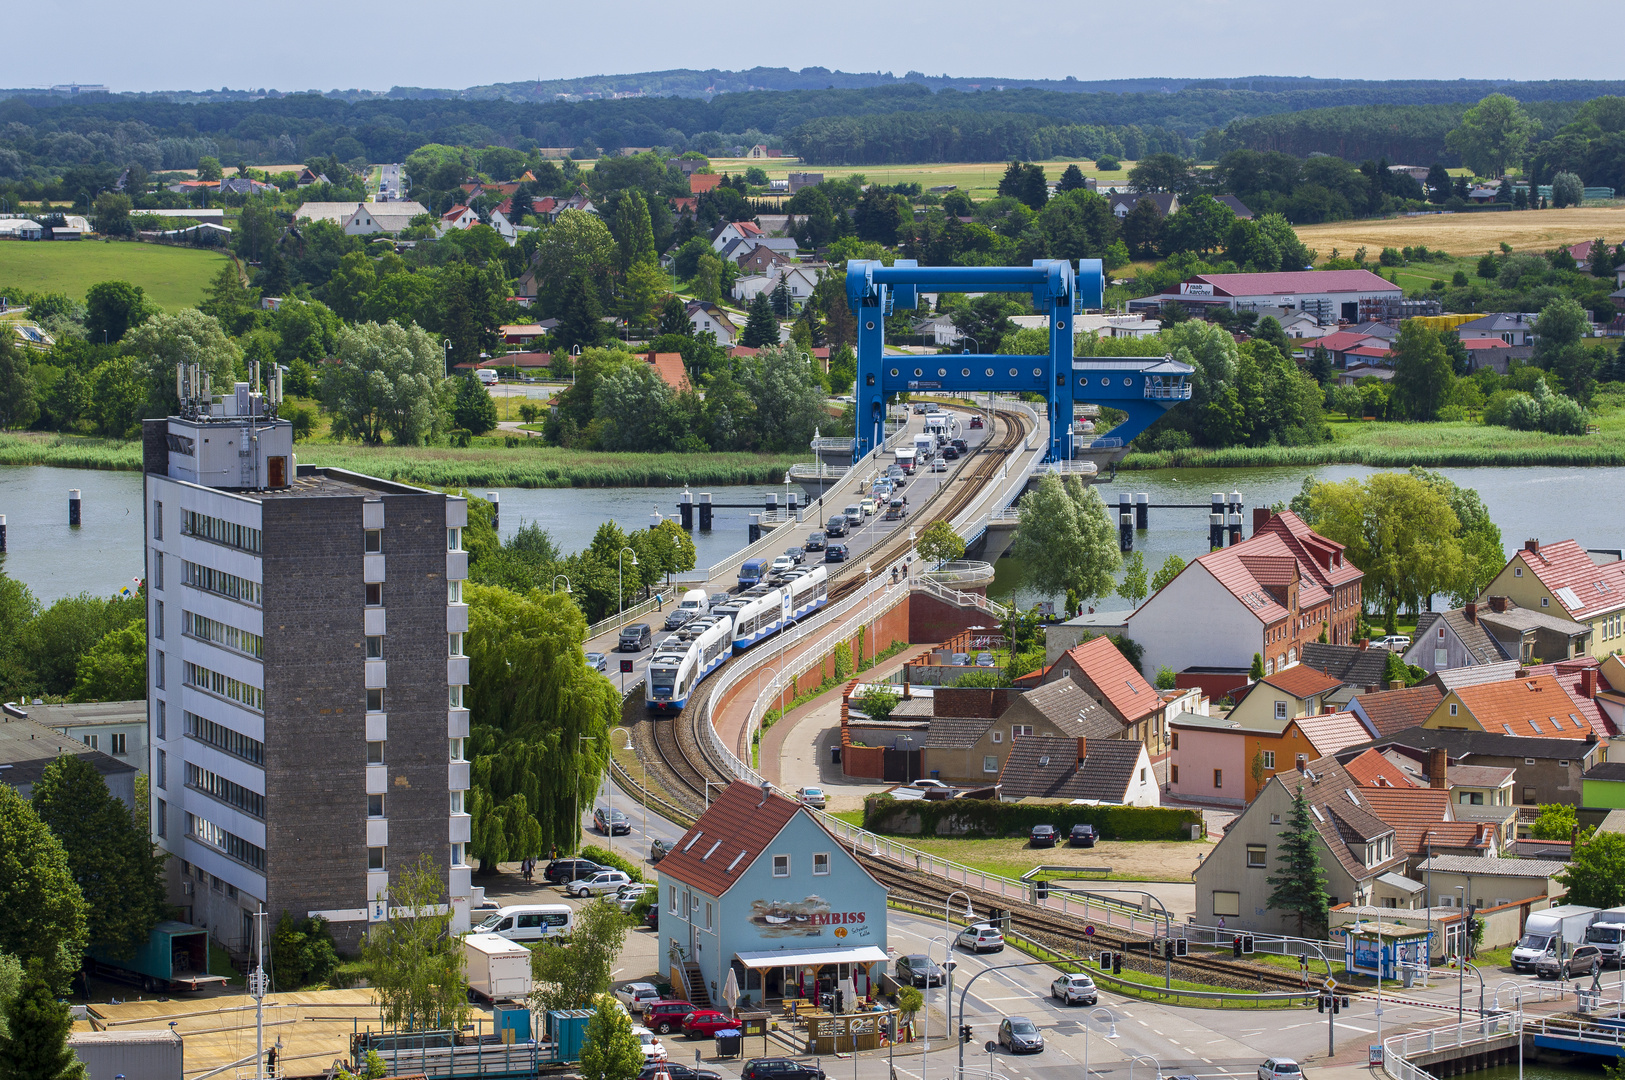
[698,492,713,531]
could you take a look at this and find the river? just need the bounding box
[0,465,811,604]
[4,462,1624,607]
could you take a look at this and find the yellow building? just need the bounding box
[1478,539,1625,661]
[1225,665,1345,731]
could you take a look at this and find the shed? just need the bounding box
[69,1029,184,1080]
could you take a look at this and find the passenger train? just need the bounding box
[644,565,830,712]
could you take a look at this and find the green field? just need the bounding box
[703,157,1135,201]
[0,240,229,309]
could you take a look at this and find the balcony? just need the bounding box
[1144,382,1192,400]
[364,554,386,583]
[448,760,470,791]
[447,656,469,686]
[450,813,471,844]
[364,607,386,636]
[449,864,472,898]
[448,708,470,738]
[367,819,388,847]
[446,551,468,581]
[365,660,387,689]
[446,603,469,634]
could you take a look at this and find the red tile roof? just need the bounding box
[1191,269,1401,298]
[1291,710,1375,756]
[1261,665,1345,700]
[1459,337,1510,349]
[690,174,724,194]
[1188,511,1360,626]
[1343,747,1421,789]
[657,781,844,897]
[1352,685,1445,737]
[1451,673,1595,738]
[1314,331,1384,353]
[645,352,691,394]
[732,221,763,237]
[1357,786,1487,856]
[1345,345,1393,359]
[1524,657,1613,737]
[1512,539,1625,620]
[1056,636,1160,723]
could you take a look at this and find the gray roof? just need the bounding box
[1449,763,1515,787]
[1584,761,1625,782]
[21,700,145,728]
[1347,727,1601,763]
[998,736,1143,801]
[1015,679,1119,739]
[923,716,994,750]
[1599,809,1625,835]
[1416,855,1566,877]
[0,717,137,790]
[1377,871,1426,892]
[1476,607,1592,637]
[1302,642,1391,689]
[294,201,361,224]
[1426,660,1524,692]
[1455,313,1537,334]
[1412,609,1508,666]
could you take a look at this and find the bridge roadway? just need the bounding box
[581,402,1046,697]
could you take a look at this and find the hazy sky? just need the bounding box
[22,0,1623,93]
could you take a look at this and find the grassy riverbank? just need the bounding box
[0,433,800,488]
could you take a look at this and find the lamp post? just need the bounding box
[1082,1008,1118,1080]
[609,725,638,850]
[553,575,572,594]
[1456,886,1466,1024]
[944,891,973,1056]
[443,339,452,377]
[618,547,638,623]
[1128,1053,1162,1080]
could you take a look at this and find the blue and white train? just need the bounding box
[644,565,830,712]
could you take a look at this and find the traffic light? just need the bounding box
[1175,938,1189,957]
[1099,951,1111,969]
[1233,936,1242,958]
[1341,996,1351,1009]
[1112,953,1122,976]
[1036,881,1050,900]
[1332,996,1341,1014]
[886,1016,897,1040]
[1242,934,1255,954]
[1152,940,1165,958]
[1317,995,1326,1014]
[961,1025,973,1044]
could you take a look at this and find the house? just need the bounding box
[487,209,518,242]
[1478,538,1625,661]
[690,174,724,196]
[788,172,824,193]
[712,221,764,252]
[5,700,147,784]
[1308,330,1390,369]
[912,315,960,347]
[1338,364,1396,386]
[1039,636,1169,756]
[1413,598,1592,671]
[1128,509,1365,695]
[1225,665,1346,730]
[655,781,889,1005]
[1348,685,1446,738]
[1404,604,1512,674]
[343,201,429,236]
[686,301,739,346]
[907,688,1016,784]
[1300,641,1394,707]
[733,243,792,274]
[294,201,362,226]
[732,265,820,306]
[1583,761,1625,808]
[1455,313,1538,348]
[643,352,691,394]
[439,205,481,232]
[1167,710,1370,805]
[1424,673,1596,738]
[1104,192,1178,219]
[1134,270,1403,324]
[1215,195,1254,220]
[500,323,556,347]
[997,736,1158,806]
[998,679,1121,742]
[0,709,138,809]
[1346,729,1602,808]
[1280,312,1331,339]
[1414,855,1566,911]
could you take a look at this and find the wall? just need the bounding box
[1583,778,1625,809]
[1168,725,1245,804]
[1406,622,1479,675]
[1129,563,1261,687]
[907,590,1000,645]
[1421,867,1559,910]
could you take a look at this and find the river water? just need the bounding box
[0,465,811,604]
[4,462,1624,607]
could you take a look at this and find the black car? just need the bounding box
[1030,824,1058,848]
[1069,824,1098,848]
[895,953,946,987]
[942,446,959,461]
[618,623,652,651]
[825,515,849,537]
[950,438,968,453]
[743,1060,825,1080]
[642,1066,721,1080]
[824,543,849,563]
[543,858,601,884]
[804,532,826,552]
[644,906,659,930]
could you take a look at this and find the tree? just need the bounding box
[1121,198,1165,260]
[195,156,223,181]
[1127,154,1195,195]
[1531,803,1583,842]
[1425,163,1452,204]
[1150,554,1185,595]
[1550,171,1585,209]
[1155,666,1177,690]
[741,345,825,452]
[555,272,610,352]
[0,785,87,990]
[323,321,451,445]
[1390,321,1454,420]
[529,210,618,311]
[1590,237,1616,278]
[123,308,242,418]
[1558,832,1625,909]
[84,281,149,344]
[856,687,900,721]
[0,975,85,1080]
[1307,344,1333,385]
[1406,468,1505,606]
[618,260,667,328]
[657,296,690,338]
[1265,784,1330,937]
[592,362,682,452]
[741,293,779,349]
[439,261,506,369]
[70,621,146,702]
[1162,194,1237,257]
[30,756,164,960]
[1058,163,1088,192]
[530,897,630,1011]
[770,277,793,319]
[270,914,339,990]
[361,852,468,1032]
[1116,551,1148,608]
[1250,653,1265,680]
[452,374,499,436]
[611,192,657,273]
[1445,94,1539,177]
[1533,296,1597,402]
[93,192,132,237]
[0,336,38,430]
[579,999,643,1080]
[1009,474,1120,614]
[916,521,965,566]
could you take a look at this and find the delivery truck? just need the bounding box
[463,933,533,1002]
[1583,906,1625,965]
[85,921,229,992]
[1511,904,1599,971]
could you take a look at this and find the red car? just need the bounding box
[968,416,984,429]
[644,1000,695,1034]
[682,1010,737,1038]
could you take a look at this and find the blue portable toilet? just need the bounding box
[494,1004,532,1042]
[546,1009,593,1062]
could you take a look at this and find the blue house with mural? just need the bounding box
[657,781,890,1009]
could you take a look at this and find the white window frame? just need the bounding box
[813,852,830,876]
[983,755,999,773]
[1274,700,1288,720]
[1262,750,1275,769]
[772,854,790,877]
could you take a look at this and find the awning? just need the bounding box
[734,946,889,970]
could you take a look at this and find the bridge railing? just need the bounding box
[1383,1018,1518,1080]
[913,578,1009,619]
[1144,384,1192,400]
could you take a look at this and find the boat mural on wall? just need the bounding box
[749,896,876,939]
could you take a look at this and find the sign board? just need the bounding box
[1180,282,1214,296]
[908,381,942,390]
[1084,925,1095,937]
[620,659,635,674]
[1368,1046,1385,1066]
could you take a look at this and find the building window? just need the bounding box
[1171,764,1179,784]
[367,689,384,712]
[1514,567,1522,577]
[154,600,164,640]
[1274,701,1288,720]
[449,580,463,604]
[669,886,679,915]
[367,636,384,659]
[153,552,163,590]
[366,583,383,606]
[182,561,262,606]
[1012,724,1032,738]
[449,633,463,656]
[991,731,1002,744]
[450,790,463,814]
[1171,732,1179,750]
[1270,813,1281,825]
[813,853,830,876]
[983,755,998,773]
[156,798,166,838]
[1262,751,1275,769]
[772,855,790,877]
[184,661,264,711]
[156,748,166,789]
[449,738,465,761]
[186,762,264,818]
[155,650,165,689]
[449,685,463,709]
[1449,703,1458,716]
[1541,598,1549,607]
[1246,844,1268,868]
[185,711,263,765]
[153,501,163,540]
[1213,891,1241,917]
[111,732,126,755]
[368,847,386,871]
[155,700,166,739]
[1559,759,1569,768]
[1213,768,1223,788]
[181,510,261,553]
[1140,767,1147,783]
[367,741,385,764]
[83,734,98,750]
[364,529,383,553]
[704,902,713,931]
[369,794,385,818]
[1523,786,1536,804]
[447,528,462,551]
[182,611,263,658]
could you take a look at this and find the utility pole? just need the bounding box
[251,909,268,1080]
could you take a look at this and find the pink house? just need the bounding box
[1167,714,1248,806]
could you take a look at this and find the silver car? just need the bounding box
[796,786,827,809]
[1050,973,1097,1005]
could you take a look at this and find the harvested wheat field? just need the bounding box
[1298,206,1625,257]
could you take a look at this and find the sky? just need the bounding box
[19,0,1624,93]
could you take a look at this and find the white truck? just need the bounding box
[1511,904,1599,971]
[463,932,533,1002]
[1583,906,1625,965]
[913,433,935,461]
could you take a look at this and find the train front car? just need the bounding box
[644,613,734,712]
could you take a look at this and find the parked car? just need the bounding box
[1030,824,1058,848]
[969,415,984,429]
[804,533,826,552]
[844,504,864,526]
[568,870,632,897]
[1258,1060,1302,1080]
[1537,943,1604,979]
[910,779,951,791]
[825,515,849,538]
[645,907,659,930]
[641,1064,721,1080]
[615,982,662,1013]
[619,623,652,652]
[632,1026,667,1063]
[543,858,601,884]
[785,547,805,565]
[1069,824,1098,848]
[825,543,849,563]
[1378,634,1412,652]
[1050,973,1098,1005]
[796,786,827,808]
[975,651,996,667]
[997,1017,1044,1054]
[594,807,631,835]
[650,838,674,862]
[957,924,1005,953]
[681,1010,737,1038]
[585,651,608,672]
[611,883,653,912]
[950,652,970,665]
[742,1060,825,1080]
[895,954,945,987]
[644,1000,695,1035]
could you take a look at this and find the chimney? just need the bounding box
[1581,669,1599,700]
[1465,602,1477,622]
[1489,595,1509,613]
[1366,684,1381,696]
[1428,747,1448,790]
[1525,538,1540,554]
[1359,638,1370,651]
[1076,737,1088,767]
[1516,667,1529,679]
[1390,680,1405,691]
[758,781,771,807]
[1253,507,1272,534]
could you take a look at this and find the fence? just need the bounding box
[1382,1018,1520,1080]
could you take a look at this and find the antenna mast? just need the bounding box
[251,908,268,1080]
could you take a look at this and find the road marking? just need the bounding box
[1339,1023,1375,1034]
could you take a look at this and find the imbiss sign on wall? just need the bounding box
[750,895,877,939]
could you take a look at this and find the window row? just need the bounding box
[184,561,262,606]
[185,710,264,765]
[187,762,265,819]
[79,732,129,754]
[182,509,262,553]
[771,853,830,877]
[187,811,266,871]
[184,610,263,658]
[186,661,264,712]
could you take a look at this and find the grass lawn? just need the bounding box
[1297,205,1625,258]
[0,239,229,309]
[698,157,1136,202]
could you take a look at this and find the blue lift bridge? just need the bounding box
[846,258,1194,462]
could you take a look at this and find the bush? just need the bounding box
[271,914,340,990]
[581,844,644,883]
[862,795,1201,841]
[1095,156,1121,172]
[1503,393,1542,430]
[1542,394,1587,435]
[855,686,899,720]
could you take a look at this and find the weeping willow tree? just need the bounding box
[465,582,617,872]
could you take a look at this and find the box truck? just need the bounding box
[85,921,228,993]
[463,933,533,1002]
[1511,904,1599,971]
[1583,906,1625,965]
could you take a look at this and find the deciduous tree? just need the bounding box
[1010,474,1120,613]
[70,621,146,702]
[1149,554,1185,595]
[579,1000,643,1080]
[1445,94,1538,177]
[0,785,87,990]
[0,336,38,430]
[361,853,468,1032]
[84,281,150,344]
[123,308,242,417]
[1116,550,1148,608]
[530,899,630,1011]
[1390,321,1454,420]
[323,321,450,445]
[916,521,965,566]
[1558,832,1625,909]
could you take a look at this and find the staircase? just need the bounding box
[679,961,712,1009]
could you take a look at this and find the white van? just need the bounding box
[1511,904,1598,970]
[476,369,498,386]
[478,904,573,943]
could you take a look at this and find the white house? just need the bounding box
[343,200,429,236]
[731,265,819,305]
[438,204,481,234]
[711,220,763,252]
[686,301,739,346]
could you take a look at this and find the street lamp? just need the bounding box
[443,339,452,377]
[1082,1007,1118,1080]
[609,726,645,847]
[943,891,973,1055]
[1128,1054,1162,1080]
[618,547,638,622]
[553,575,572,594]
[579,734,603,855]
[608,726,636,854]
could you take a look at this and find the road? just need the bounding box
[377,162,403,200]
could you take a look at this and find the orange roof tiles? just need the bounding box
[645,352,691,394]
[656,781,815,897]
[1451,673,1594,738]
[1189,511,1361,626]
[1357,786,1486,856]
[1343,747,1421,789]
[1515,539,1625,620]
[1261,665,1344,700]
[1353,685,1445,737]
[1290,711,1374,757]
[690,174,723,194]
[1057,636,1160,723]
[1522,658,1612,737]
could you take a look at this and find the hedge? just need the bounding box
[861,795,1201,841]
[581,844,645,883]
